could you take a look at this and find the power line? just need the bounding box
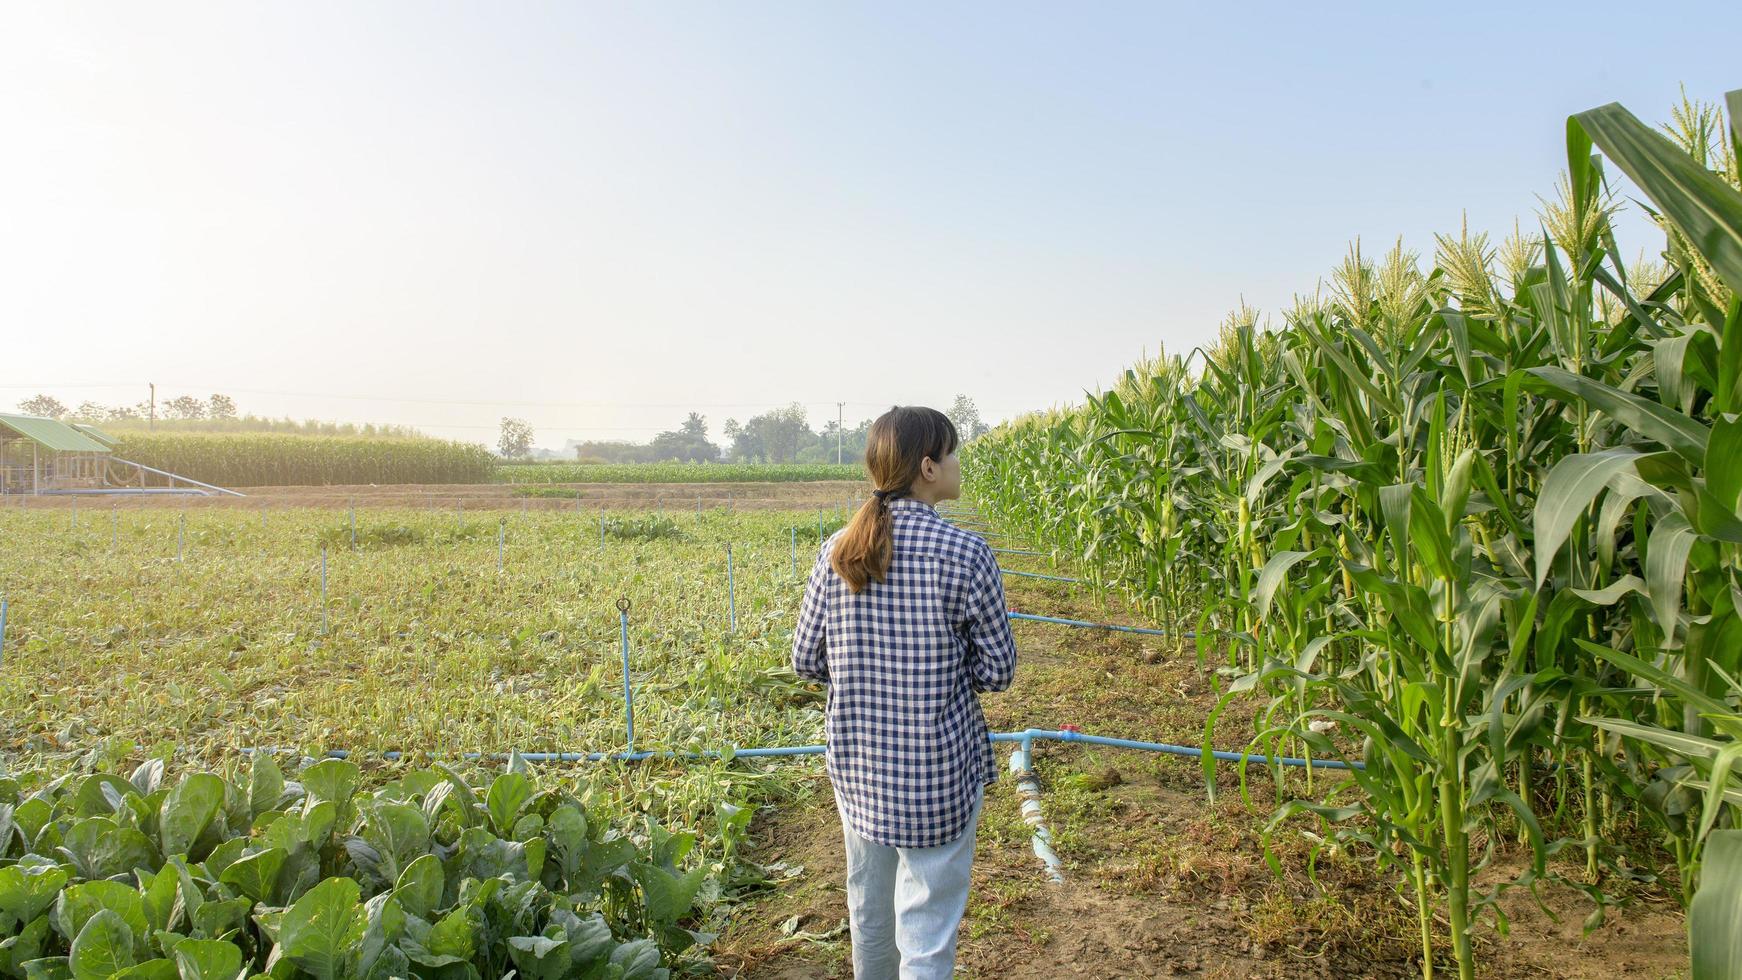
[0,382,891,411]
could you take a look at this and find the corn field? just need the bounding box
[112,433,497,487]
[964,89,1742,979]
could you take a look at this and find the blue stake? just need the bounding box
[498,518,505,573]
[617,598,634,746]
[177,513,185,562]
[111,505,117,549]
[0,596,8,668]
[319,545,329,635]
[71,498,77,530]
[727,543,737,633]
[349,500,357,549]
[817,511,824,549]
[599,509,606,551]
[790,527,797,576]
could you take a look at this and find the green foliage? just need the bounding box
[0,760,743,977]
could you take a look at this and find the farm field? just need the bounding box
[0,502,1691,978]
[4,83,1738,980]
[1,503,850,976]
[0,481,871,513]
[89,433,864,492]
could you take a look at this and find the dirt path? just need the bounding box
[2,480,870,511]
[711,524,1690,979]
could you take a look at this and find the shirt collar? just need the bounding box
[885,497,936,513]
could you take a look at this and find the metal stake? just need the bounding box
[618,598,634,746]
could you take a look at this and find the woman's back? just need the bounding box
[793,497,1016,848]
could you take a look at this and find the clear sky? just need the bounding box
[3,2,1738,448]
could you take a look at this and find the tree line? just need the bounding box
[499,395,991,463]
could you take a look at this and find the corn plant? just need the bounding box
[964,86,1742,979]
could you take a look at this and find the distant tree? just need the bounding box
[164,395,207,420]
[17,394,68,419]
[570,440,651,463]
[947,394,989,441]
[208,394,238,420]
[106,404,142,421]
[806,418,871,463]
[498,417,535,458]
[723,403,814,463]
[647,413,720,463]
[69,401,109,424]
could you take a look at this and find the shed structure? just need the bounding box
[0,414,241,496]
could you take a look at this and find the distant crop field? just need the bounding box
[496,462,866,484]
[113,432,497,486]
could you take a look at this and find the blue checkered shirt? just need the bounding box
[791,497,1018,848]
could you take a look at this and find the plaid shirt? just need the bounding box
[792,497,1018,848]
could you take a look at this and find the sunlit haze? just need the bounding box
[4,2,1736,447]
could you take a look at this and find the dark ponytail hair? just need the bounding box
[831,405,959,593]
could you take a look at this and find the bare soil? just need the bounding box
[3,480,870,511]
[711,531,1690,979]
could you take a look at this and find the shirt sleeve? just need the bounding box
[791,544,831,682]
[964,548,1017,693]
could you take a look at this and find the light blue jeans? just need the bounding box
[836,787,983,979]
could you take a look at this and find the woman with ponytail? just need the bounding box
[792,405,1018,979]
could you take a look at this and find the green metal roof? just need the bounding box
[0,413,112,453]
[72,423,118,446]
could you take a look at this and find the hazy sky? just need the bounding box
[3,2,1737,449]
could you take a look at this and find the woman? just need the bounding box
[791,405,1018,979]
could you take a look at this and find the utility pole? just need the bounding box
[837,402,844,464]
[148,383,156,430]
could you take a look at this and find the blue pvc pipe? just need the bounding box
[269,726,1353,769]
[0,596,8,668]
[619,602,634,745]
[989,728,1356,769]
[727,544,737,633]
[1001,569,1081,583]
[1007,610,1180,638]
[790,527,797,575]
[992,548,1044,557]
[948,519,993,528]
